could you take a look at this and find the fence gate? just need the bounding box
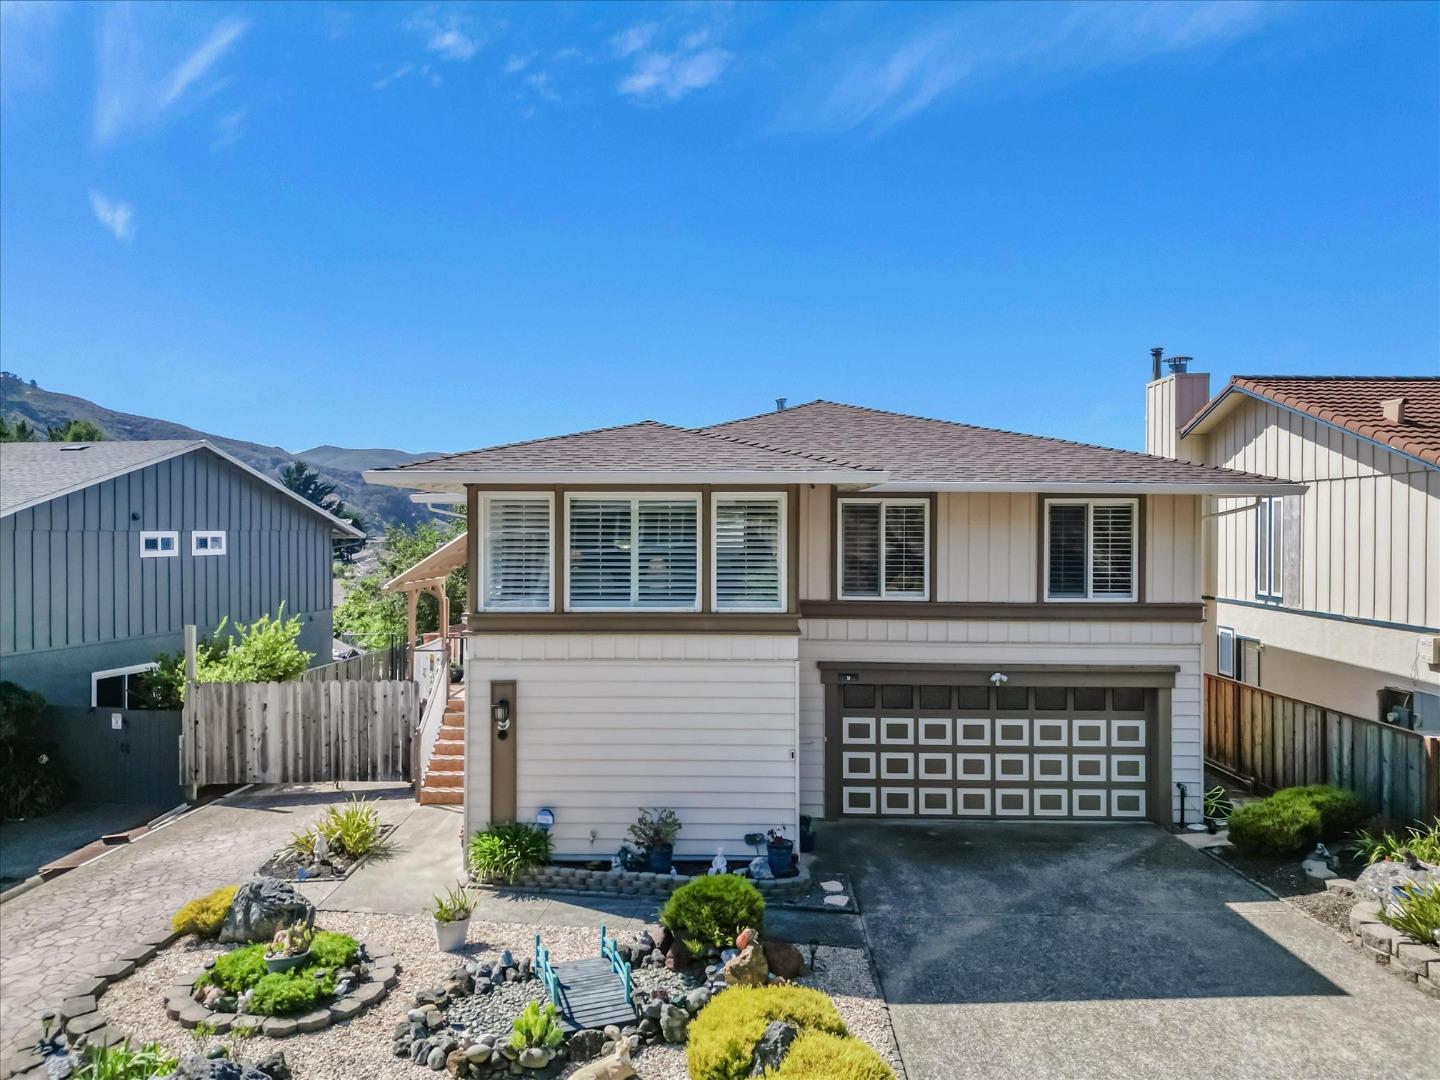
[51,706,184,806]
[181,679,418,788]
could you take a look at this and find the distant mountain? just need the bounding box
[0,372,431,531]
[297,445,440,473]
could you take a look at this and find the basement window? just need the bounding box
[92,663,159,708]
[139,531,178,558]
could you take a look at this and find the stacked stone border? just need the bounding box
[1,928,400,1080]
[1345,891,1440,1002]
[483,865,810,902]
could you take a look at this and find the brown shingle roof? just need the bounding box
[381,420,879,475]
[704,401,1285,487]
[1200,376,1440,467]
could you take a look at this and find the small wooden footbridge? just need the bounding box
[533,926,637,1033]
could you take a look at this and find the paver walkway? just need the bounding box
[0,781,411,1058]
[831,820,1440,1080]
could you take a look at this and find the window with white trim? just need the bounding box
[567,495,698,611]
[1044,498,1137,601]
[1217,626,1236,678]
[713,494,785,612]
[191,530,227,556]
[480,496,553,611]
[139,531,178,558]
[837,498,929,600]
[92,663,158,708]
[1256,496,1283,601]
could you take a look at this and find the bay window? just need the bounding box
[713,494,785,611]
[837,498,929,600]
[567,495,699,611]
[1044,498,1137,601]
[480,495,553,611]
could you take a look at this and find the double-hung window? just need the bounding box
[713,494,786,612]
[1044,498,1137,602]
[1255,496,1283,601]
[480,495,553,611]
[836,498,929,600]
[567,495,699,611]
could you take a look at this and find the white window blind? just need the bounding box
[714,496,784,611]
[483,497,552,610]
[568,496,698,610]
[1045,499,1136,601]
[838,499,929,600]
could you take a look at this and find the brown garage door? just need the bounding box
[828,681,1155,821]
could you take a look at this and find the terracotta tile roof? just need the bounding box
[704,401,1285,486]
[384,420,878,475]
[1215,376,1440,467]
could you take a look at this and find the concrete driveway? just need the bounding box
[828,821,1440,1080]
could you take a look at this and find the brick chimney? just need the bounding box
[1144,348,1210,461]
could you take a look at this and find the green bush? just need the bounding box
[292,797,384,858]
[687,986,848,1080]
[1270,785,1369,842]
[1350,819,1440,865]
[0,680,69,818]
[467,823,552,882]
[195,932,358,1015]
[660,874,766,952]
[1226,797,1320,856]
[508,1001,565,1052]
[194,607,313,685]
[172,885,238,938]
[776,1031,896,1080]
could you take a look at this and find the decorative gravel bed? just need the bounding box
[98,914,899,1079]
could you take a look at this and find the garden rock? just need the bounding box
[169,1052,271,1080]
[658,1003,689,1043]
[684,987,711,1016]
[664,937,694,972]
[567,1030,606,1062]
[748,1021,798,1075]
[255,1054,291,1080]
[722,945,769,987]
[427,1047,447,1070]
[218,879,314,944]
[762,941,807,979]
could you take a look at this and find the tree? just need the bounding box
[0,418,38,442]
[47,419,106,442]
[334,519,466,650]
[279,460,365,540]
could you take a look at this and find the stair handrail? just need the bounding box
[414,655,451,798]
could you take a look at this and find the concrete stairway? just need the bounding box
[419,693,465,806]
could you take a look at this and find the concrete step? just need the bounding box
[428,754,464,772]
[419,787,463,806]
[433,738,465,755]
[425,770,464,789]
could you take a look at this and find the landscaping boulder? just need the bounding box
[218,879,314,944]
[659,1003,689,1043]
[567,1030,606,1062]
[762,941,807,979]
[170,1053,271,1080]
[722,944,768,987]
[664,937,694,972]
[748,1021,798,1076]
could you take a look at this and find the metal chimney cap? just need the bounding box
[775,397,788,412]
[1166,356,1193,374]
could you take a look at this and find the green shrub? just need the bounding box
[307,930,360,968]
[195,932,357,1015]
[248,971,327,1016]
[1226,797,1320,856]
[194,607,313,685]
[467,823,553,882]
[197,944,269,995]
[660,874,766,952]
[171,885,238,938]
[775,1031,896,1080]
[1271,785,1369,842]
[1350,819,1440,865]
[1377,882,1440,943]
[686,986,847,1080]
[292,797,384,858]
[508,1001,565,1052]
[73,1039,180,1080]
[0,680,69,819]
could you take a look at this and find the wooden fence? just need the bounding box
[300,649,393,684]
[182,678,418,788]
[1204,673,1440,823]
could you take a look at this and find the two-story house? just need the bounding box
[368,402,1296,857]
[1146,364,1440,729]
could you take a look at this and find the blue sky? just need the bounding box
[1,1,1436,455]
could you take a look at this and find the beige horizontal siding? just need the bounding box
[465,634,798,858]
[797,618,1203,824]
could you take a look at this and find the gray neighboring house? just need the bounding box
[0,439,363,707]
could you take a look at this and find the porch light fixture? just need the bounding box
[492,699,511,729]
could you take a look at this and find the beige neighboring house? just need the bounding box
[367,403,1297,857]
[1145,360,1440,730]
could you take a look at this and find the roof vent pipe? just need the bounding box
[775,397,788,412]
[1151,347,1164,381]
[1166,355,1192,374]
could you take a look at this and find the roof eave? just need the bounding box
[869,480,1308,495]
[364,467,889,489]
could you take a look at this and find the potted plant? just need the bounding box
[264,923,314,973]
[431,883,476,952]
[449,660,463,685]
[628,807,682,874]
[766,827,795,878]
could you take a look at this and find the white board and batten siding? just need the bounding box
[465,633,800,858]
[797,618,1205,823]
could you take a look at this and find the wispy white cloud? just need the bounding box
[776,0,1276,133]
[93,6,249,146]
[1,0,67,105]
[504,52,536,75]
[373,62,443,91]
[525,71,559,103]
[618,48,731,102]
[610,23,657,60]
[212,107,246,151]
[373,63,415,90]
[89,191,136,243]
[405,7,483,61]
[552,46,583,63]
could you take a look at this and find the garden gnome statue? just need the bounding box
[709,848,728,876]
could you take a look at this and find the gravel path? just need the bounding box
[99,915,900,1079]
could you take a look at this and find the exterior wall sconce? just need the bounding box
[492,698,511,736]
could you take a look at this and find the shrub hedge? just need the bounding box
[1269,785,1369,842]
[171,885,238,938]
[775,1031,895,1080]
[660,874,765,952]
[1226,796,1320,856]
[686,986,847,1080]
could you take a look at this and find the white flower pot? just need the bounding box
[434,916,471,953]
